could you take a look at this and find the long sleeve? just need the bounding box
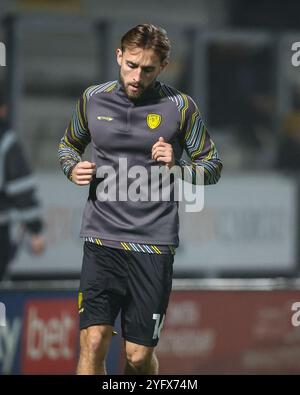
[2,131,43,234]
[58,88,91,180]
[177,95,223,185]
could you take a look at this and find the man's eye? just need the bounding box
[143,68,155,73]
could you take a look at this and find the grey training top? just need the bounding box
[58,80,222,249]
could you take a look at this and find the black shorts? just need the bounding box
[79,241,174,347]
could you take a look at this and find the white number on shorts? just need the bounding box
[152,313,165,339]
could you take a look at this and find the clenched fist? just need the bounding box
[151,136,175,169]
[71,161,96,185]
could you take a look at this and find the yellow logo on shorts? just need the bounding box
[78,292,84,313]
[147,114,161,130]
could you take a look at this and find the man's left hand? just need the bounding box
[151,137,175,169]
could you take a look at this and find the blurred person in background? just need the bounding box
[0,88,46,281]
[278,86,300,170]
[59,24,222,375]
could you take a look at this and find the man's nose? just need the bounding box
[133,67,142,82]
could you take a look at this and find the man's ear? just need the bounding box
[160,60,169,73]
[116,48,123,67]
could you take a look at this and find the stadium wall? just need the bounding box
[1,279,300,375]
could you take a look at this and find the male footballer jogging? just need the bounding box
[58,23,222,375]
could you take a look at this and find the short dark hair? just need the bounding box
[121,24,171,63]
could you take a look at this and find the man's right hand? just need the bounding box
[71,161,96,185]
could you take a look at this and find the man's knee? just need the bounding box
[126,345,155,369]
[81,326,112,354]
